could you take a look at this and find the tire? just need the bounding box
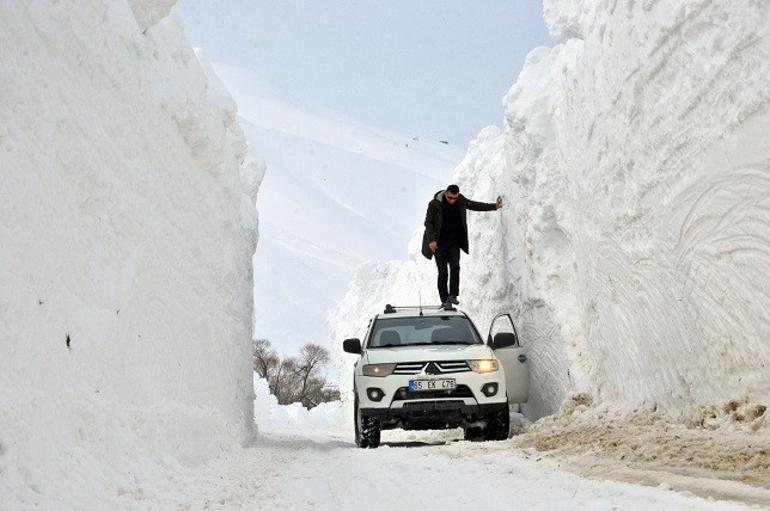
[484,402,510,441]
[354,396,381,448]
[463,426,484,441]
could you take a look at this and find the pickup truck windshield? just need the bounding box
[368,316,482,348]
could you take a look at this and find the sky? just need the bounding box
[178,0,552,146]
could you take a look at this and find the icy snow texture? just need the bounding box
[0,1,261,505]
[331,0,770,420]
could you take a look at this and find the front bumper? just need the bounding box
[355,371,507,430]
[356,371,506,408]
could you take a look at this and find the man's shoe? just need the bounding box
[447,295,459,305]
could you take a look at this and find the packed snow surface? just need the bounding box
[42,388,751,510]
[0,1,261,506]
[330,0,770,421]
[119,429,756,510]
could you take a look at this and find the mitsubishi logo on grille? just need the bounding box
[425,362,441,375]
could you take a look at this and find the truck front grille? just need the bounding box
[392,361,471,375]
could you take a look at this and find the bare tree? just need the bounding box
[253,338,279,379]
[253,339,339,409]
[294,343,329,407]
[274,357,299,404]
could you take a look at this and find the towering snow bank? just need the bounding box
[331,0,770,420]
[0,1,262,505]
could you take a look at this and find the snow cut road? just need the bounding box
[138,430,753,510]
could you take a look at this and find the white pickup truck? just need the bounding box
[343,304,530,448]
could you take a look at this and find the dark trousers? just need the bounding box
[434,241,460,303]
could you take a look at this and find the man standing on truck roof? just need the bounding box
[421,184,502,308]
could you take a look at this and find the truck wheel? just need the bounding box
[463,426,483,441]
[484,402,510,441]
[354,397,381,448]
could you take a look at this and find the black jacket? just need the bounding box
[421,190,497,260]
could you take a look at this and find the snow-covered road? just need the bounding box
[134,430,754,510]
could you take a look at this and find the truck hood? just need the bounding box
[365,344,494,364]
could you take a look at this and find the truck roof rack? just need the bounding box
[383,303,456,314]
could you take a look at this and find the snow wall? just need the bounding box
[0,0,263,504]
[330,0,770,420]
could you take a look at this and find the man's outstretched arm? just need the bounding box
[465,195,503,211]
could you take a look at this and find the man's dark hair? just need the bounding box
[447,184,460,194]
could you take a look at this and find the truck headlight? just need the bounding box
[362,363,396,377]
[469,359,499,373]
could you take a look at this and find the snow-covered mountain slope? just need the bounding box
[330,0,770,421]
[210,63,464,358]
[0,1,261,506]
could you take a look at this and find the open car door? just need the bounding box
[487,313,529,404]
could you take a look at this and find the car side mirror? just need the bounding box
[343,338,362,354]
[490,332,517,350]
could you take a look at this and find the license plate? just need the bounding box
[408,379,456,391]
